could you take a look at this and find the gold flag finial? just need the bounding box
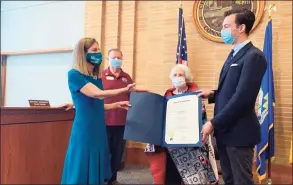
[180,0,182,7]
[264,4,277,19]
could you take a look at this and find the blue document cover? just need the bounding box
[124,91,203,147]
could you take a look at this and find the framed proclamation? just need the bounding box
[124,91,203,147]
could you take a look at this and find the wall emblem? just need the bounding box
[193,0,265,42]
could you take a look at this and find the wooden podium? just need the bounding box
[0,107,74,184]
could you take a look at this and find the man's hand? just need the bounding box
[116,101,131,110]
[197,89,214,99]
[58,103,74,111]
[201,121,214,144]
[125,83,136,92]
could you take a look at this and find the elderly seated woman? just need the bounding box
[145,64,218,185]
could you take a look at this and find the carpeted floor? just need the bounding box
[117,166,153,184]
[117,166,224,184]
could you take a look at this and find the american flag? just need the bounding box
[176,7,187,65]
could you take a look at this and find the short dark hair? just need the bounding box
[108,48,123,57]
[224,8,255,35]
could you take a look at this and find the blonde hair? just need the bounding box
[72,37,101,77]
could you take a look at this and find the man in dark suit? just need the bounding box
[198,8,267,184]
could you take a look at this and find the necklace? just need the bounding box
[91,75,97,80]
[89,72,97,79]
[177,86,188,94]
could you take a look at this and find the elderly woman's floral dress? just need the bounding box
[145,82,218,185]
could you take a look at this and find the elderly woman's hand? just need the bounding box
[202,101,206,112]
[125,83,136,92]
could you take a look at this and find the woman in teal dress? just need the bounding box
[61,37,135,185]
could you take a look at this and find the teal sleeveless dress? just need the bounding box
[61,69,112,184]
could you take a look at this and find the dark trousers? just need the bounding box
[218,145,254,185]
[107,126,126,184]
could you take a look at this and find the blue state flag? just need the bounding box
[256,19,275,182]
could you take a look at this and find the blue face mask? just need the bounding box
[110,58,122,68]
[221,29,236,44]
[86,52,103,66]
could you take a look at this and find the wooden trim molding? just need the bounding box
[1,55,7,106]
[1,48,73,56]
[0,107,75,125]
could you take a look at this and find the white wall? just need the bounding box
[5,53,73,107]
[1,1,85,52]
[1,1,85,107]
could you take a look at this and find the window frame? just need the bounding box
[1,55,7,106]
[0,48,72,107]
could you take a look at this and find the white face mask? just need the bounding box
[172,76,186,89]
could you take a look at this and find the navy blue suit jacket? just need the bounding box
[209,42,267,147]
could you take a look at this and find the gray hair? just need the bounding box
[169,64,193,82]
[108,48,123,57]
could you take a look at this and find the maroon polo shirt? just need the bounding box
[102,67,133,126]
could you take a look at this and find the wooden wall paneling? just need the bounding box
[84,1,106,69]
[1,121,72,184]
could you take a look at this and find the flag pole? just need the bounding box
[264,4,276,185]
[267,134,272,185]
[177,2,183,62]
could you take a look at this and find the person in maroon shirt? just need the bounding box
[102,48,132,185]
[102,48,147,185]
